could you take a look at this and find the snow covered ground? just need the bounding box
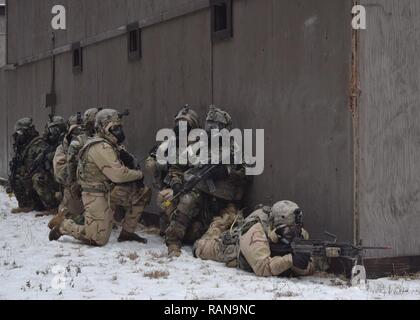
[1,187,420,300]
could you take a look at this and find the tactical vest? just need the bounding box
[53,144,68,185]
[219,208,271,272]
[77,137,118,193]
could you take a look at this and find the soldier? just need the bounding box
[48,108,100,229]
[49,109,151,246]
[32,115,67,217]
[164,106,248,257]
[145,105,201,236]
[49,113,84,229]
[8,117,63,215]
[66,108,101,188]
[193,201,314,277]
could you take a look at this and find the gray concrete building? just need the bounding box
[0,0,419,266]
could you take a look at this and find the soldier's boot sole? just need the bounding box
[49,226,63,241]
[11,207,33,214]
[117,230,148,244]
[36,208,58,218]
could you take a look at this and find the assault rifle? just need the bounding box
[270,231,391,284]
[27,144,56,177]
[163,164,221,209]
[7,152,21,194]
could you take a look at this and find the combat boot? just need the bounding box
[47,211,65,230]
[36,208,58,218]
[11,207,33,214]
[118,230,148,244]
[49,225,63,241]
[167,244,182,258]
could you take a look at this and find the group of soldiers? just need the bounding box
[6,105,314,278]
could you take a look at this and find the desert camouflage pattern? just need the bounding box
[59,131,146,246]
[194,206,314,277]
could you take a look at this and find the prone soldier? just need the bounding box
[194,200,315,277]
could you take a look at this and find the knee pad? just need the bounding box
[178,193,197,214]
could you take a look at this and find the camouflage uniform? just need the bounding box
[194,201,315,277]
[165,106,248,257]
[50,109,151,246]
[50,113,84,229]
[145,105,201,237]
[49,109,101,229]
[8,117,63,214]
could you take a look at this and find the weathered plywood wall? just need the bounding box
[358,0,420,256]
[213,0,354,240]
[6,0,200,63]
[359,0,420,255]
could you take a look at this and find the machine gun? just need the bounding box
[270,231,391,284]
[119,148,138,170]
[162,164,221,209]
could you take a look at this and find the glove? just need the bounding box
[292,253,311,270]
[211,166,229,180]
[172,183,182,195]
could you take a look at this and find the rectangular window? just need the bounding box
[127,22,142,61]
[0,6,5,16]
[211,0,233,42]
[72,42,83,73]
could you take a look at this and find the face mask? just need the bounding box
[205,121,222,134]
[13,129,31,146]
[68,127,82,142]
[174,122,192,137]
[109,125,126,144]
[48,126,64,143]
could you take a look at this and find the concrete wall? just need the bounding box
[358,0,420,256]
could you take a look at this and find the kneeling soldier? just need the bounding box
[49,109,151,246]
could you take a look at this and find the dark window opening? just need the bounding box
[72,42,83,74]
[214,3,227,32]
[0,6,5,16]
[211,0,232,42]
[127,22,142,61]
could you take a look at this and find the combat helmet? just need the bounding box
[269,200,302,229]
[84,108,102,135]
[14,117,35,133]
[45,115,67,144]
[66,113,83,139]
[47,115,67,129]
[206,105,233,130]
[67,112,83,128]
[174,105,201,129]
